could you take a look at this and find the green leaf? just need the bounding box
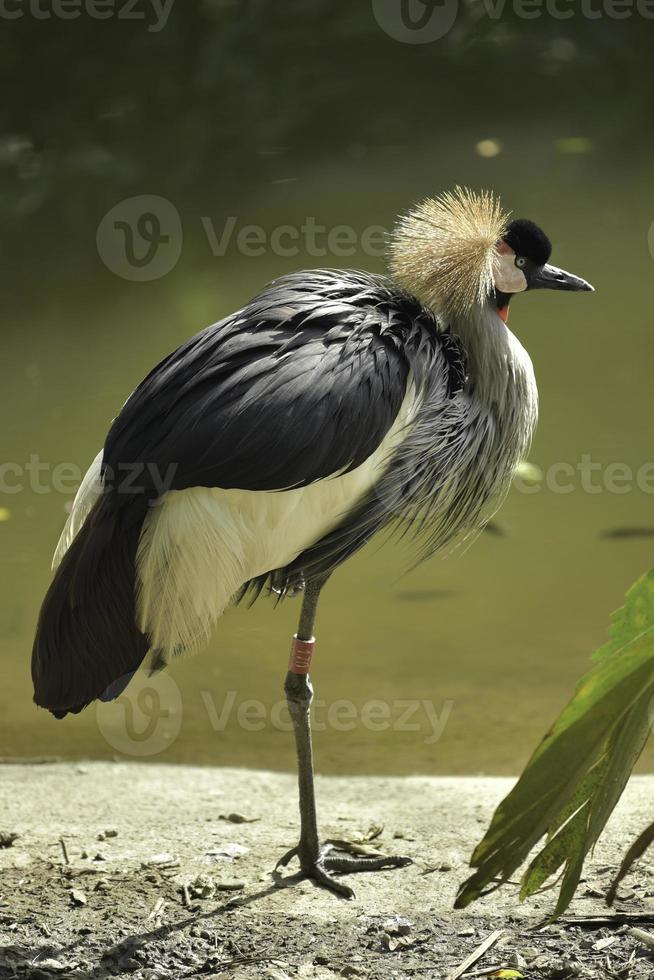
[607,818,654,904]
[456,567,654,918]
[595,569,654,662]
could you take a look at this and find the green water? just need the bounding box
[2,9,654,774]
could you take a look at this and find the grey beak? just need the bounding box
[530,263,595,292]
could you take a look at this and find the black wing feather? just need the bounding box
[103,271,421,494]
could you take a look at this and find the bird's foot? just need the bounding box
[273,843,412,899]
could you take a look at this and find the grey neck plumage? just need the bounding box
[450,302,538,433]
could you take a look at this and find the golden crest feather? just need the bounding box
[388,186,510,319]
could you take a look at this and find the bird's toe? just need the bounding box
[272,842,410,899]
[274,845,300,870]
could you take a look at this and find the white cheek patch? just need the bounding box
[494,248,528,294]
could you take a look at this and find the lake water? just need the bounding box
[2,8,653,774]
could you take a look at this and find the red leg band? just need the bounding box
[289,635,315,674]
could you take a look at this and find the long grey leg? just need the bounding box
[275,577,411,899]
[285,578,322,865]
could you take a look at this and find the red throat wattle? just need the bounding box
[498,305,510,323]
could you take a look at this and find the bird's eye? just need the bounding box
[515,256,527,269]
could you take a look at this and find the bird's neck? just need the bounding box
[450,304,538,422]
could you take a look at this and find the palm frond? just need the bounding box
[456,568,654,920]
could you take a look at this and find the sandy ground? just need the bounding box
[1,764,654,979]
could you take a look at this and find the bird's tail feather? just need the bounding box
[31,490,149,717]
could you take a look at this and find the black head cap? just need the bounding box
[503,219,552,267]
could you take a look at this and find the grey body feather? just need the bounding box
[277,278,537,590]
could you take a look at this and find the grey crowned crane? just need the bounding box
[32,187,593,897]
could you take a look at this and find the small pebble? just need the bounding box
[509,952,527,969]
[37,959,68,973]
[97,829,118,841]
